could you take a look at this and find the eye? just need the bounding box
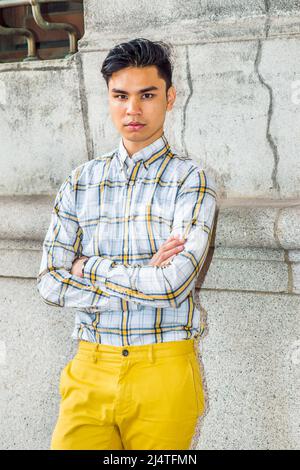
[142,93,155,99]
[113,93,155,100]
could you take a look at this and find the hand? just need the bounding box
[71,256,89,277]
[148,234,186,267]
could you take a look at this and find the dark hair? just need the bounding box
[101,38,174,94]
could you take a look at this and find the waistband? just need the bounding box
[77,338,196,363]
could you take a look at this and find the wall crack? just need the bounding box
[254,0,281,195]
[74,53,94,161]
[181,45,193,158]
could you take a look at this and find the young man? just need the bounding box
[37,37,217,450]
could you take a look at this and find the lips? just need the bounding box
[126,123,146,131]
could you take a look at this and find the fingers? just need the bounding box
[158,235,186,264]
[167,234,185,242]
[149,235,186,267]
[162,236,186,249]
[161,243,185,260]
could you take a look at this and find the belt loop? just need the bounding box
[93,343,100,363]
[148,344,154,364]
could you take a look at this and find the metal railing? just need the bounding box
[0,0,82,61]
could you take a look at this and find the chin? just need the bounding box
[121,130,149,140]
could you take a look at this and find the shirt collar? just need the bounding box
[116,132,171,170]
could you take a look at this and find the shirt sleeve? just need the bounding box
[36,170,121,311]
[82,168,217,308]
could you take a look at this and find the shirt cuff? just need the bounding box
[82,256,112,286]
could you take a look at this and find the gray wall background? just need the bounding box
[0,0,300,449]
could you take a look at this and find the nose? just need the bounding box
[126,97,142,115]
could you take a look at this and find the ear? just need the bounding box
[166,85,176,111]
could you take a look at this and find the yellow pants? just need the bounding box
[50,338,205,450]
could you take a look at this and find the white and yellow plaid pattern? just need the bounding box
[37,132,217,346]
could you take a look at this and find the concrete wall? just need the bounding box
[0,0,299,449]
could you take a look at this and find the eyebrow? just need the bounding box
[111,86,159,94]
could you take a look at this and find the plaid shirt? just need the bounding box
[36,132,217,346]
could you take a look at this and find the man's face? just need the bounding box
[108,65,176,154]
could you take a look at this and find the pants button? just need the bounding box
[122,349,129,356]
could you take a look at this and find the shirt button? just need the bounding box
[122,349,129,356]
[128,181,134,186]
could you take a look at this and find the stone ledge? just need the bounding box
[1,243,299,295]
[77,12,300,52]
[0,55,76,73]
[0,12,299,72]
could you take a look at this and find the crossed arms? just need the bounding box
[36,167,217,310]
